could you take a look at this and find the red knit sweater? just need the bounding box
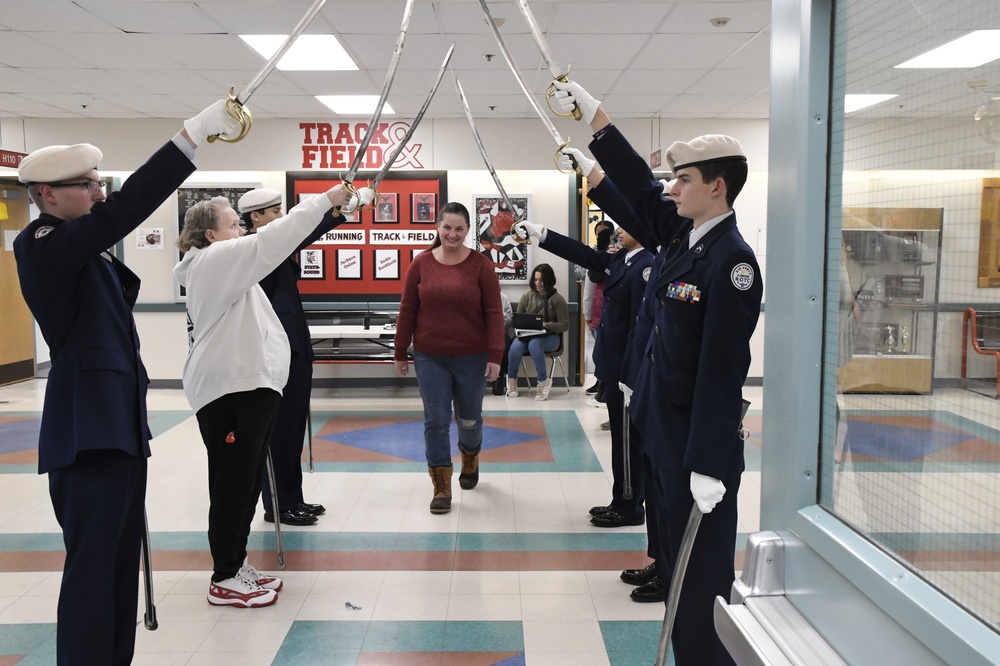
[393,250,505,364]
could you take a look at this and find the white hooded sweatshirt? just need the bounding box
[174,194,333,413]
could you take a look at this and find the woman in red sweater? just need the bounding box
[394,202,505,513]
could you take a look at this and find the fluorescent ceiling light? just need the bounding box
[316,95,395,115]
[895,30,1000,69]
[844,94,897,113]
[240,35,358,71]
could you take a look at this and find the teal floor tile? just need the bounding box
[272,620,366,664]
[0,623,56,656]
[442,621,523,652]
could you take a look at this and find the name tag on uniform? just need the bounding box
[665,281,701,303]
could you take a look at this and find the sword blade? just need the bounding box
[344,0,416,183]
[515,0,565,80]
[454,77,521,220]
[237,0,328,105]
[476,0,566,147]
[372,44,454,190]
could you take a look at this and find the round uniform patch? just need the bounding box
[34,226,54,239]
[731,263,754,291]
[642,266,651,282]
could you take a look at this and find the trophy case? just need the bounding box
[838,207,943,393]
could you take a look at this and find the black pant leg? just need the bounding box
[49,451,147,666]
[605,384,644,517]
[197,388,281,581]
[262,354,311,513]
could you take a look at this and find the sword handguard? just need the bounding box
[545,72,583,121]
[553,139,577,175]
[208,86,252,144]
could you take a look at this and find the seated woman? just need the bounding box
[506,263,569,401]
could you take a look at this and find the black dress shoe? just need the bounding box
[585,381,600,395]
[588,504,614,517]
[294,502,326,516]
[492,373,506,396]
[590,511,644,528]
[620,562,656,586]
[264,510,318,526]
[630,576,665,603]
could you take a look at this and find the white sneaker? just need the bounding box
[535,378,553,401]
[241,563,283,591]
[208,569,278,607]
[506,377,519,397]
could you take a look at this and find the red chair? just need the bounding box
[961,307,1000,399]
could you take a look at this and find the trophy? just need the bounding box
[884,324,896,352]
[900,325,910,353]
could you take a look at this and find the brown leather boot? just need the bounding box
[428,466,452,514]
[459,450,479,490]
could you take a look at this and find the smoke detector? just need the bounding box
[709,17,731,28]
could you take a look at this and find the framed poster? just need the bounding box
[411,248,425,261]
[299,248,325,279]
[474,193,530,284]
[175,184,257,301]
[336,248,362,280]
[374,249,400,280]
[375,192,397,223]
[411,193,436,222]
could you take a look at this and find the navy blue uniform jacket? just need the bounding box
[591,127,762,479]
[540,229,653,386]
[14,141,196,474]
[257,211,343,363]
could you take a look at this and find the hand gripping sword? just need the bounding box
[654,399,752,666]
[513,0,582,120]
[368,44,454,198]
[476,0,576,174]
[339,0,416,205]
[455,77,529,244]
[209,0,328,143]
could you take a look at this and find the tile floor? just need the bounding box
[1,379,997,664]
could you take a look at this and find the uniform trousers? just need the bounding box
[646,402,742,666]
[604,383,645,518]
[49,450,147,666]
[262,352,311,513]
[197,388,281,581]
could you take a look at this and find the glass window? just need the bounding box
[820,0,1000,627]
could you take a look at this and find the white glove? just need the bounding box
[513,221,544,242]
[618,381,633,408]
[344,186,375,213]
[183,100,237,147]
[690,471,726,514]
[551,79,601,124]
[558,147,596,177]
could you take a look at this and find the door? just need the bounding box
[0,180,35,385]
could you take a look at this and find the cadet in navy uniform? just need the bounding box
[13,101,235,665]
[553,80,763,666]
[239,187,371,526]
[514,194,653,530]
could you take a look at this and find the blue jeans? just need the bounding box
[413,351,488,468]
[507,334,560,382]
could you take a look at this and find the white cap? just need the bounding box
[665,134,746,173]
[238,188,282,214]
[18,144,103,184]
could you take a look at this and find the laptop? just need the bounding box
[512,312,545,337]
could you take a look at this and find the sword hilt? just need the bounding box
[553,139,578,175]
[545,72,582,121]
[207,86,252,144]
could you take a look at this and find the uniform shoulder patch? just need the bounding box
[642,266,651,282]
[34,226,55,239]
[731,263,754,291]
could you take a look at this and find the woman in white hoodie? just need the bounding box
[174,184,370,608]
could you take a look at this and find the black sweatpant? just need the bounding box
[196,388,281,582]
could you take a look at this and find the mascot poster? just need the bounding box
[473,193,530,283]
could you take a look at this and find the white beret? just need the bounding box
[238,188,283,214]
[18,143,102,184]
[665,134,746,174]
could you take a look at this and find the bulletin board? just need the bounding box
[287,171,446,300]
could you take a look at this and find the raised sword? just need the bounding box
[513,0,582,120]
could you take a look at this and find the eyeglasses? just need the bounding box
[47,180,107,196]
